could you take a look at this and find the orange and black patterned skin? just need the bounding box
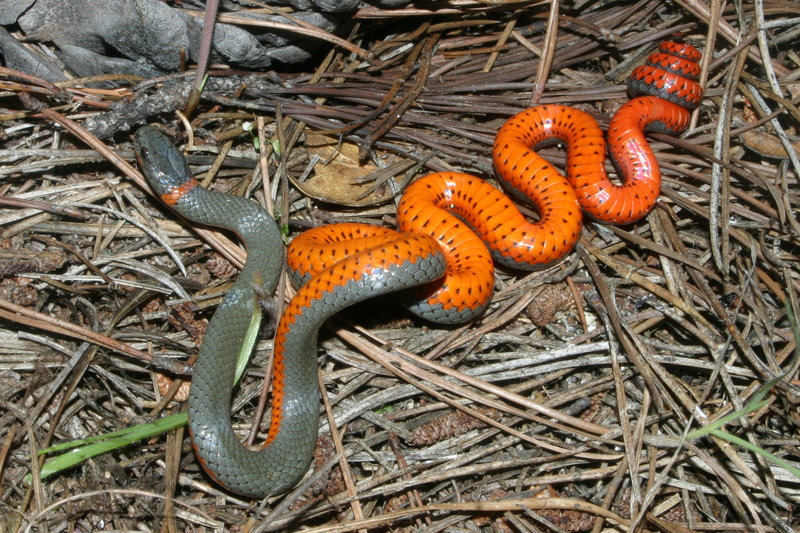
[295,40,703,323]
[627,40,703,109]
[135,39,703,498]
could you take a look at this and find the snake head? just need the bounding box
[134,126,197,205]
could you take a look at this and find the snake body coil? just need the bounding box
[136,38,702,497]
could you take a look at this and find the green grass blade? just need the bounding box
[709,429,800,481]
[28,413,188,481]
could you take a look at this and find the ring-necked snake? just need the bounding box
[134,38,702,497]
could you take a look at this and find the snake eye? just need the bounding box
[139,147,149,158]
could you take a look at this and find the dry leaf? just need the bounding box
[290,134,390,207]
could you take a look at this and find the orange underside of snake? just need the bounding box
[287,40,703,324]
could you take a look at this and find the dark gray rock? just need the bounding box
[0,25,66,80]
[0,0,34,25]
[2,0,413,82]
